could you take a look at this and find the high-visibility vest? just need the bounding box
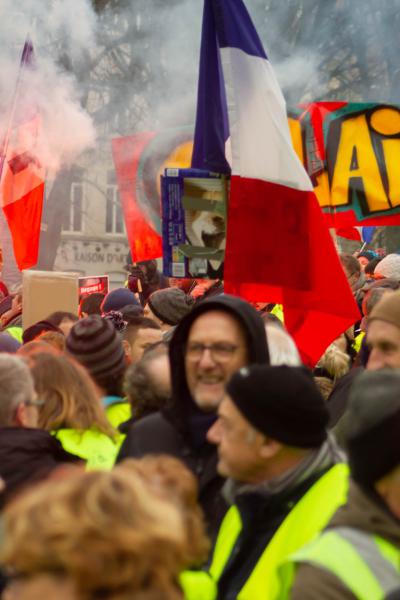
[105,402,131,430]
[271,304,284,323]
[353,331,365,353]
[5,326,23,343]
[287,527,400,600]
[54,428,119,470]
[103,396,132,430]
[179,570,217,600]
[209,463,349,600]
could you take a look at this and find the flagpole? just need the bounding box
[0,36,33,184]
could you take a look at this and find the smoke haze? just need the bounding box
[1,0,400,282]
[0,0,97,174]
[2,1,400,170]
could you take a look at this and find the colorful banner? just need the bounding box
[112,102,400,255]
[293,102,400,226]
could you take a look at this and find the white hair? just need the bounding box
[0,354,35,426]
[265,324,302,367]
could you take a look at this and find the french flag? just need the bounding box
[192,0,360,365]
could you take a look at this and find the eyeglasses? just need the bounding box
[185,342,241,363]
[25,397,45,408]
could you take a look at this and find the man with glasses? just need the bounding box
[0,354,79,509]
[117,294,269,532]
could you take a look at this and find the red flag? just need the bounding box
[112,132,162,263]
[0,39,44,270]
[335,227,362,241]
[192,1,360,365]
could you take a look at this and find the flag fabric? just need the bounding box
[361,226,376,244]
[335,227,362,242]
[112,132,163,263]
[192,0,360,365]
[0,38,45,271]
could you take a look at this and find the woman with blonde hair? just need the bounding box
[27,353,120,469]
[118,457,216,600]
[118,456,210,567]
[1,468,187,600]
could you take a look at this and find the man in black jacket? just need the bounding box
[0,354,79,509]
[117,295,269,532]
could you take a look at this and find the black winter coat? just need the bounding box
[117,295,270,535]
[0,427,81,509]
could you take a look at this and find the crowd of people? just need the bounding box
[0,252,399,599]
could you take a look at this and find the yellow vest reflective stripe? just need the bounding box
[290,527,400,600]
[179,570,217,600]
[54,428,119,470]
[209,463,349,600]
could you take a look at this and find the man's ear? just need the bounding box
[14,402,28,427]
[122,339,132,359]
[259,436,282,460]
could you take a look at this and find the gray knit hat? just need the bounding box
[148,288,195,326]
[374,253,400,281]
[346,370,400,486]
[369,289,400,329]
[66,315,125,385]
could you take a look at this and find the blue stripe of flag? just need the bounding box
[191,0,231,173]
[212,0,267,59]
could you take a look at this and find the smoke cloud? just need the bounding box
[0,0,97,174]
[1,0,400,283]
[2,0,399,173]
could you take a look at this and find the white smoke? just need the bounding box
[0,0,97,173]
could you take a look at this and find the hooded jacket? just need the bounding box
[0,427,81,509]
[117,295,269,532]
[290,481,400,600]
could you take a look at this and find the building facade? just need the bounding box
[53,164,130,289]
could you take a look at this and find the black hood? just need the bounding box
[168,295,269,429]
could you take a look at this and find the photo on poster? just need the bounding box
[161,168,228,279]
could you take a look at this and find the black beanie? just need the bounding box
[23,320,62,344]
[66,315,125,384]
[148,288,195,326]
[227,365,329,448]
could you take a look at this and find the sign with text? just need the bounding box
[78,275,109,302]
[292,103,400,226]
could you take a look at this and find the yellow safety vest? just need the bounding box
[54,428,119,470]
[4,326,23,343]
[287,527,400,600]
[353,331,365,353]
[271,304,284,323]
[179,570,217,600]
[105,401,131,430]
[209,463,349,600]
